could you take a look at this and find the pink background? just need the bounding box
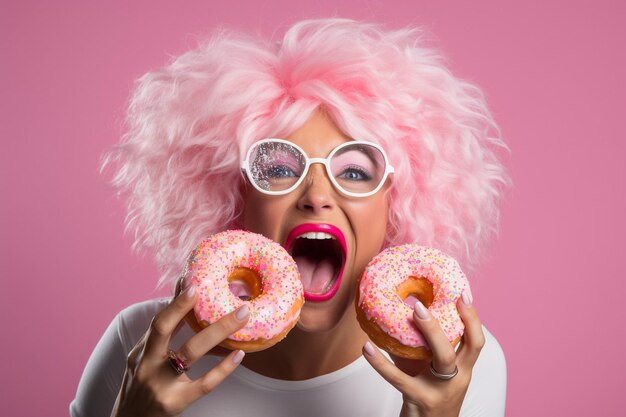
[2,1,625,416]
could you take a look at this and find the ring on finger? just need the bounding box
[429,362,458,380]
[167,349,190,375]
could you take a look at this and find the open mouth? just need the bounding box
[284,224,347,302]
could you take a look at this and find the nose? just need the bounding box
[296,164,336,215]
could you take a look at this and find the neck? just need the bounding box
[241,306,368,380]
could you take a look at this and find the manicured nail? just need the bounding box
[414,301,430,320]
[235,304,249,321]
[461,291,472,306]
[186,285,197,298]
[232,350,245,364]
[363,341,376,357]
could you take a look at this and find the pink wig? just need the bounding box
[105,19,510,288]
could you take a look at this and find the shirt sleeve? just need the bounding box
[460,326,507,417]
[70,299,165,417]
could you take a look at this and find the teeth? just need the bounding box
[296,232,335,240]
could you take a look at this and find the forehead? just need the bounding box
[284,112,352,156]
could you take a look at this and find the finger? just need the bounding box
[175,304,250,366]
[185,349,246,403]
[362,341,427,395]
[456,291,485,368]
[413,301,457,375]
[144,285,198,357]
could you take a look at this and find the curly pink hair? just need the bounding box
[104,19,510,289]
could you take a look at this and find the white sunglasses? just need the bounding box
[241,139,394,197]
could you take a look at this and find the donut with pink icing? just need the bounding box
[355,245,470,359]
[182,230,304,352]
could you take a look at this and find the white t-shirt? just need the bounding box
[70,299,506,417]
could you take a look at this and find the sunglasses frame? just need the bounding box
[241,138,394,198]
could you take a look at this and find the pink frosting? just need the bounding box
[357,245,470,348]
[183,230,303,342]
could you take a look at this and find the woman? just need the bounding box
[71,19,509,417]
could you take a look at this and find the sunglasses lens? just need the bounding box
[330,143,387,195]
[247,141,306,192]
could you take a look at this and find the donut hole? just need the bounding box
[397,276,434,308]
[228,267,262,301]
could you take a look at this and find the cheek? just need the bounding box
[242,191,287,238]
[243,192,269,234]
[351,197,389,263]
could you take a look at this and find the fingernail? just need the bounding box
[232,350,245,364]
[186,285,197,298]
[235,304,249,321]
[414,301,430,320]
[461,291,472,306]
[363,341,376,357]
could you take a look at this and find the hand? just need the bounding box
[362,292,485,417]
[110,286,250,417]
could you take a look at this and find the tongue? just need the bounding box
[293,255,335,294]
